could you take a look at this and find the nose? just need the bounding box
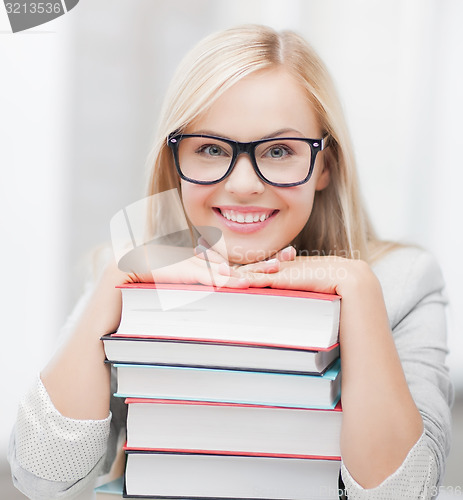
[223,153,265,195]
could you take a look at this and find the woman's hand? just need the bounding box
[195,244,297,277]
[229,253,372,297]
[117,241,250,289]
[151,252,250,288]
[185,240,296,288]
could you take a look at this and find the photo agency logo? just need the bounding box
[110,189,225,310]
[3,0,79,32]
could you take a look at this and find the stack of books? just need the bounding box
[98,283,343,500]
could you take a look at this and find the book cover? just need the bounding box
[125,398,342,457]
[102,333,340,374]
[114,358,341,409]
[115,283,340,350]
[94,476,124,499]
[123,449,342,499]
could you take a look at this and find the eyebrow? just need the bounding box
[190,128,306,140]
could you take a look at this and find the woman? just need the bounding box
[9,25,452,499]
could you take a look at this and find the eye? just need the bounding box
[197,144,228,157]
[264,144,293,159]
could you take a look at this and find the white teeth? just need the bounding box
[219,209,272,224]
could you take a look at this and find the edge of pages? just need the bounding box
[123,446,341,461]
[123,397,343,411]
[121,453,342,499]
[103,333,340,353]
[116,282,341,302]
[115,394,341,410]
[113,359,341,408]
[113,358,341,379]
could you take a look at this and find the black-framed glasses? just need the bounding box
[167,133,328,187]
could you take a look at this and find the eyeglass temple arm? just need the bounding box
[320,135,330,150]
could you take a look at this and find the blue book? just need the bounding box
[94,477,123,499]
[114,358,341,409]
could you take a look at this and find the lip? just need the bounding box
[212,206,279,234]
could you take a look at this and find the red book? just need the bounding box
[125,398,342,459]
[114,283,340,350]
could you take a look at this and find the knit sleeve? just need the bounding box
[8,375,111,500]
[341,432,439,499]
[8,271,117,500]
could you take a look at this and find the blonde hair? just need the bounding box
[146,24,381,262]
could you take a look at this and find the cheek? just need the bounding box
[180,182,209,225]
[282,188,316,231]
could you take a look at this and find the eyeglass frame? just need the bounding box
[167,133,328,188]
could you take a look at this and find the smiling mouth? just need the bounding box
[213,207,278,224]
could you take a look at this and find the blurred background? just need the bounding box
[1,0,462,498]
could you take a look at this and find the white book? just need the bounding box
[102,334,339,375]
[124,451,342,499]
[114,358,341,409]
[125,398,342,457]
[115,284,341,350]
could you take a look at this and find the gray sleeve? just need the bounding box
[341,247,453,499]
[389,249,453,482]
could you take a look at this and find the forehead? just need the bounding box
[188,68,321,141]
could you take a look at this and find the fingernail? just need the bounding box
[265,258,279,265]
[237,277,250,287]
[281,246,294,255]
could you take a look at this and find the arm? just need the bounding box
[40,262,128,420]
[337,260,424,487]
[236,248,452,493]
[340,248,452,497]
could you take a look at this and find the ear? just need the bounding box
[315,164,330,191]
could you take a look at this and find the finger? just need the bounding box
[194,245,227,264]
[217,262,241,277]
[196,255,248,287]
[197,267,250,289]
[235,258,280,274]
[216,275,251,289]
[244,271,275,288]
[275,245,296,262]
[197,237,230,263]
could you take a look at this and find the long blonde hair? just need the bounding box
[146,24,380,262]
